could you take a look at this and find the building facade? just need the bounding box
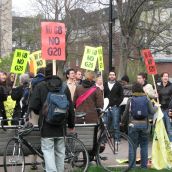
[0,0,12,57]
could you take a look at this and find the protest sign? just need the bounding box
[30,50,46,72]
[10,49,30,74]
[152,106,172,170]
[97,46,104,71]
[81,46,98,71]
[41,22,66,61]
[141,49,159,102]
[4,96,16,125]
[141,49,157,75]
[29,59,36,75]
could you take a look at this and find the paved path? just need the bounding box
[0,141,153,172]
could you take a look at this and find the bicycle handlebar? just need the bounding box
[97,107,112,114]
[0,116,29,131]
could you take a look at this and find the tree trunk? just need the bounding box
[56,61,65,79]
[117,36,129,80]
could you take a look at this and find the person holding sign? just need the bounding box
[11,74,30,125]
[137,72,157,99]
[157,72,172,141]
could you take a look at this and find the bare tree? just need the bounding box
[115,0,172,78]
[135,2,172,54]
[32,0,97,75]
[114,0,149,78]
[12,15,42,51]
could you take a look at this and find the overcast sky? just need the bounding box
[12,0,36,16]
[12,0,111,16]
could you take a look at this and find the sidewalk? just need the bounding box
[0,156,44,172]
[0,141,154,172]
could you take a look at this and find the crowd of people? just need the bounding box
[1,66,172,171]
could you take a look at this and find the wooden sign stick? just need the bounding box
[13,74,18,88]
[53,60,56,75]
[152,74,159,104]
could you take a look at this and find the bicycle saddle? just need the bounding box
[75,112,87,118]
[18,122,34,136]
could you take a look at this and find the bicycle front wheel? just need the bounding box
[65,135,89,172]
[4,138,25,172]
[97,131,135,172]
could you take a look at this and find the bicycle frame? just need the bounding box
[97,109,119,154]
[15,134,44,160]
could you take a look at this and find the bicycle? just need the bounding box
[95,107,136,172]
[75,108,135,172]
[0,117,89,172]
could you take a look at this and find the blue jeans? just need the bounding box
[104,106,120,141]
[128,123,149,168]
[41,137,65,172]
[163,110,172,142]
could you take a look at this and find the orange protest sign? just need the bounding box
[141,49,157,75]
[41,22,66,61]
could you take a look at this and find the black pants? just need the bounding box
[0,108,8,125]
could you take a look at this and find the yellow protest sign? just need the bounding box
[10,49,30,74]
[30,50,46,73]
[81,46,98,71]
[97,46,104,71]
[4,96,16,125]
[152,107,172,170]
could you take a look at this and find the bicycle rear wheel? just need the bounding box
[97,131,135,172]
[4,138,25,172]
[65,136,89,172]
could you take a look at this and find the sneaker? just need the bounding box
[115,141,120,145]
[30,163,38,170]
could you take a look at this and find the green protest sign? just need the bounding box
[81,46,98,71]
[10,49,30,74]
[97,46,104,71]
[30,50,46,73]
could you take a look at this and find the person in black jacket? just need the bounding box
[0,72,8,125]
[29,63,75,172]
[11,74,30,124]
[157,72,172,110]
[104,71,123,142]
[157,72,172,141]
